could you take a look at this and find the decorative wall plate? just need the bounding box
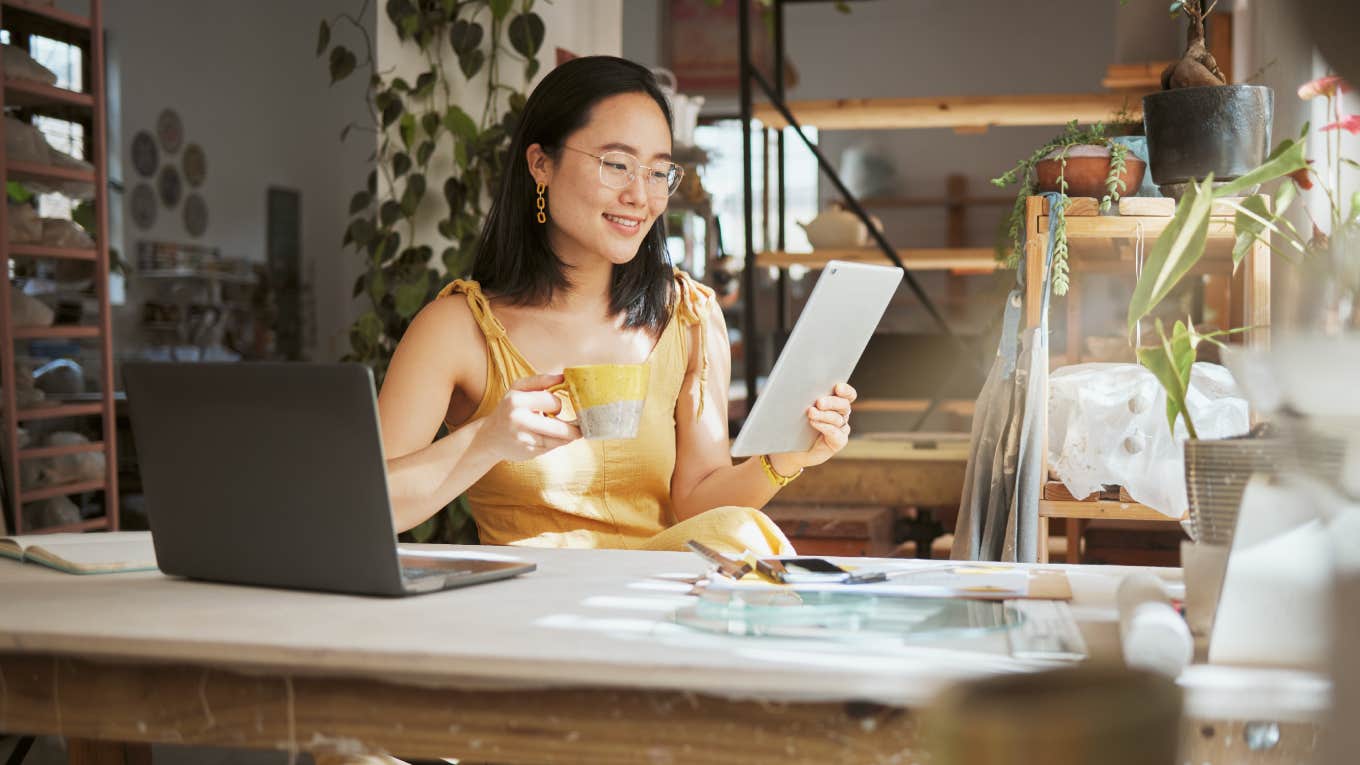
[131,183,156,230]
[183,193,208,238]
[182,143,206,187]
[157,165,182,208]
[157,108,183,154]
[131,130,158,177]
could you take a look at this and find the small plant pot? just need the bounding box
[1143,84,1274,199]
[1034,145,1147,199]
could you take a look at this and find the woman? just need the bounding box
[377,56,856,554]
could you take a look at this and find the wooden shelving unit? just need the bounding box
[1023,195,1269,563]
[0,0,117,535]
[757,246,999,272]
[752,92,1145,132]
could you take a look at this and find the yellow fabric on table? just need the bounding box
[435,269,794,556]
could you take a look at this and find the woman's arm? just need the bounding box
[669,299,854,522]
[378,298,579,532]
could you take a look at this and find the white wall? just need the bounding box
[86,0,374,361]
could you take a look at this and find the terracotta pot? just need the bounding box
[1035,148,1147,199]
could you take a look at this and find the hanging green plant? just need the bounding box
[991,120,1133,294]
[318,0,544,383]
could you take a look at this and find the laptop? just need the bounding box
[122,362,536,596]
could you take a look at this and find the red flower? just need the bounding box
[1320,115,1360,135]
[1299,76,1353,101]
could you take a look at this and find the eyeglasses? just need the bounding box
[563,145,684,198]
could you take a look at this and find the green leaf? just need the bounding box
[392,152,412,177]
[422,111,441,138]
[1231,194,1271,267]
[399,113,417,149]
[380,199,403,227]
[6,181,33,204]
[1168,1,1183,15]
[1127,178,1215,334]
[414,69,437,98]
[352,273,367,298]
[444,105,477,142]
[349,191,372,215]
[316,20,331,57]
[490,0,514,21]
[417,140,435,166]
[438,219,456,239]
[442,246,464,275]
[507,13,545,58]
[328,46,357,85]
[1216,137,1308,198]
[449,19,483,54]
[525,57,540,82]
[1350,190,1360,226]
[444,177,466,211]
[381,95,403,128]
[368,268,387,303]
[458,48,485,79]
[401,174,427,216]
[395,272,430,319]
[1137,319,1199,438]
[355,311,383,348]
[391,77,411,92]
[347,217,375,247]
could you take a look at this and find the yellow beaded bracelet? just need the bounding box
[759,454,803,488]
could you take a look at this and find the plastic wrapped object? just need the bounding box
[1048,362,1250,517]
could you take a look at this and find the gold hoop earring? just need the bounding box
[535,183,547,224]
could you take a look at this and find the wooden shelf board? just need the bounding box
[4,78,93,109]
[858,195,1012,208]
[20,516,110,534]
[1039,498,1185,522]
[1101,61,1174,90]
[12,324,100,339]
[19,440,105,460]
[138,268,257,284]
[1039,215,1236,239]
[15,402,102,421]
[851,399,976,415]
[20,478,106,504]
[1043,196,1245,217]
[5,160,95,183]
[752,92,1143,131]
[0,0,92,31]
[6,243,97,260]
[757,247,1001,271]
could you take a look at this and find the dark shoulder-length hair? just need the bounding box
[472,55,675,333]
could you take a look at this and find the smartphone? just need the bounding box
[755,557,889,585]
[773,557,853,583]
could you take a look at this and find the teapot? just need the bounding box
[797,202,881,250]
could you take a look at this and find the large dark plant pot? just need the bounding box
[1143,85,1274,199]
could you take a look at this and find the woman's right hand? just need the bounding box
[473,373,582,463]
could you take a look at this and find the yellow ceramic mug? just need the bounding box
[548,363,649,440]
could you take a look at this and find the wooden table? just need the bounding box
[0,546,1327,764]
[778,434,970,508]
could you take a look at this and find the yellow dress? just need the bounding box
[434,269,793,556]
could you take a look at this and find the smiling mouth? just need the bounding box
[603,213,643,230]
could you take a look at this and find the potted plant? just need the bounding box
[993,120,1145,294]
[1141,0,1274,199]
[1126,75,1358,537]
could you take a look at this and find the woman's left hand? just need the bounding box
[771,382,856,474]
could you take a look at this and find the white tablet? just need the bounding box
[731,260,903,458]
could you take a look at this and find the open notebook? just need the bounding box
[0,531,157,574]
